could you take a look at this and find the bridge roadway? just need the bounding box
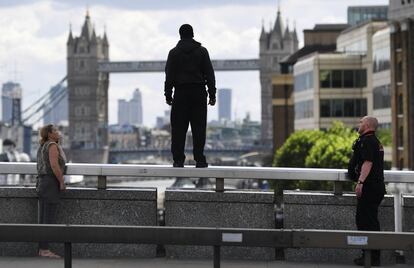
[1,257,411,268]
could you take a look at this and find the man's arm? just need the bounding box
[164,51,174,104]
[358,161,373,183]
[203,48,216,100]
[355,160,373,197]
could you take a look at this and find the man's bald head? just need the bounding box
[363,116,378,130]
[358,116,379,134]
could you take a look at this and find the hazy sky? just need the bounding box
[0,0,388,127]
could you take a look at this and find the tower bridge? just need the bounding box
[97,59,260,73]
[63,8,298,163]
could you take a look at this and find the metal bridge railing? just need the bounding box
[1,162,413,241]
[0,224,413,268]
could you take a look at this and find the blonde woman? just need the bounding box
[36,124,66,258]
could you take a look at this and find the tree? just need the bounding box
[272,122,357,192]
[305,121,357,168]
[376,128,391,146]
[273,129,324,167]
[272,129,323,194]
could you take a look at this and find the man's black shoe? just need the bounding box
[353,256,380,266]
[195,162,208,168]
[173,163,184,168]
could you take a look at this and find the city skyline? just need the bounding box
[0,0,387,127]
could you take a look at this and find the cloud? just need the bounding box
[0,0,389,127]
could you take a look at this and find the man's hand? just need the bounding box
[208,97,216,106]
[166,96,173,106]
[60,181,66,191]
[355,183,363,198]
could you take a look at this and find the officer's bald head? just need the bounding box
[363,116,378,130]
[358,116,378,134]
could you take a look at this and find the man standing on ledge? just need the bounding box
[348,116,386,266]
[164,24,216,168]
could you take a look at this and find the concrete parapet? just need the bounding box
[402,195,414,264]
[283,191,395,264]
[164,189,275,260]
[0,186,157,257]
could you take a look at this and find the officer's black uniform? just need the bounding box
[164,32,216,167]
[348,130,386,264]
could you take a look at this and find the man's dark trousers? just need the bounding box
[356,181,385,262]
[171,84,207,165]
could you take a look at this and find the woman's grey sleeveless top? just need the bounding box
[37,140,66,176]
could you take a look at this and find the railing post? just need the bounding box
[213,245,221,268]
[215,178,224,193]
[394,191,405,259]
[334,181,343,195]
[364,249,371,268]
[64,242,72,268]
[394,192,403,232]
[97,175,107,190]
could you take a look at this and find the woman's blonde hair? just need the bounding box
[39,124,54,145]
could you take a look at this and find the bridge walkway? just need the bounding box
[0,257,411,268]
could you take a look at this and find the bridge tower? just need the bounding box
[66,11,109,163]
[259,7,298,150]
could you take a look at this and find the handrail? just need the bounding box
[0,223,413,268]
[1,162,414,183]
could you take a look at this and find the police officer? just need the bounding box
[348,116,386,266]
[164,24,216,168]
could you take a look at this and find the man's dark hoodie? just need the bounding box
[164,38,216,101]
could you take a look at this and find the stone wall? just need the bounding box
[164,189,275,260]
[0,187,157,257]
[283,191,395,264]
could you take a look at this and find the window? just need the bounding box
[75,105,90,116]
[320,69,367,88]
[320,100,330,117]
[332,99,343,117]
[344,99,355,116]
[75,86,90,96]
[319,98,367,118]
[320,70,331,88]
[397,61,403,83]
[399,126,404,147]
[295,100,313,119]
[294,71,314,92]
[373,47,390,73]
[331,70,342,88]
[398,94,404,115]
[79,46,86,53]
[373,85,391,109]
[343,70,354,88]
[355,70,367,87]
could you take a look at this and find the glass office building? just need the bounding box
[348,6,388,26]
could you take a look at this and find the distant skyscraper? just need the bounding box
[118,99,129,125]
[2,82,22,125]
[118,88,143,126]
[129,88,143,125]
[43,84,68,126]
[218,88,232,121]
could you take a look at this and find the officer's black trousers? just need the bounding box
[356,182,385,261]
[171,86,207,165]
